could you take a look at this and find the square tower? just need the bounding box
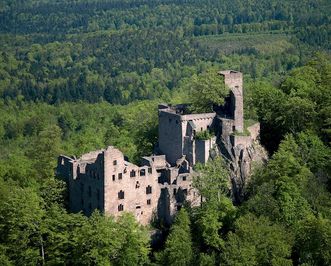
[219,70,244,133]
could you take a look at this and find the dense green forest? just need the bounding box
[0,0,330,265]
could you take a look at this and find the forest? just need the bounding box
[0,0,330,265]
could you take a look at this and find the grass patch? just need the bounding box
[196,130,213,140]
[195,32,292,55]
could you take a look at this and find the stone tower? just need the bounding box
[219,70,244,133]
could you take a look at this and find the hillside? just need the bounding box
[0,1,330,265]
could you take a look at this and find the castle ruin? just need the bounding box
[57,70,267,225]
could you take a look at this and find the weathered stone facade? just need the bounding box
[57,70,267,224]
[57,147,199,225]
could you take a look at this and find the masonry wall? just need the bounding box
[219,71,243,132]
[181,113,215,165]
[103,147,160,225]
[195,137,216,164]
[158,111,183,165]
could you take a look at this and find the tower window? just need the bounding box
[148,167,152,174]
[118,204,124,212]
[130,170,136,177]
[118,173,123,180]
[118,190,125,199]
[140,169,146,176]
[112,175,115,181]
[146,185,152,194]
[113,160,117,165]
[183,176,187,181]
[136,181,140,189]
[147,199,151,205]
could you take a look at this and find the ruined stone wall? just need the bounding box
[103,147,160,225]
[219,71,243,133]
[181,113,215,165]
[195,137,217,164]
[69,153,105,214]
[158,111,183,165]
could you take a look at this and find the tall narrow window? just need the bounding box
[118,190,125,199]
[140,169,146,176]
[147,199,151,205]
[146,185,152,194]
[118,173,123,180]
[112,175,115,181]
[118,204,124,212]
[113,160,117,165]
[136,181,140,189]
[148,167,152,174]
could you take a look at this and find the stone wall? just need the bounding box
[195,136,217,164]
[158,110,183,165]
[219,70,243,133]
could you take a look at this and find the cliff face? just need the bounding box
[216,122,268,203]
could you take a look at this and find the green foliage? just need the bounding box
[221,214,293,266]
[0,179,44,264]
[195,129,213,140]
[72,212,150,265]
[194,157,230,202]
[193,197,236,251]
[157,209,193,266]
[252,54,331,152]
[295,217,331,266]
[188,70,229,113]
[0,1,330,265]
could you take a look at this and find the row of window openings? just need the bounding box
[84,161,153,179]
[118,186,152,200]
[118,199,151,212]
[112,168,152,181]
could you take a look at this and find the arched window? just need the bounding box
[118,190,124,199]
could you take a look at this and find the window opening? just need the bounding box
[118,190,125,199]
[130,170,136,177]
[146,185,152,194]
